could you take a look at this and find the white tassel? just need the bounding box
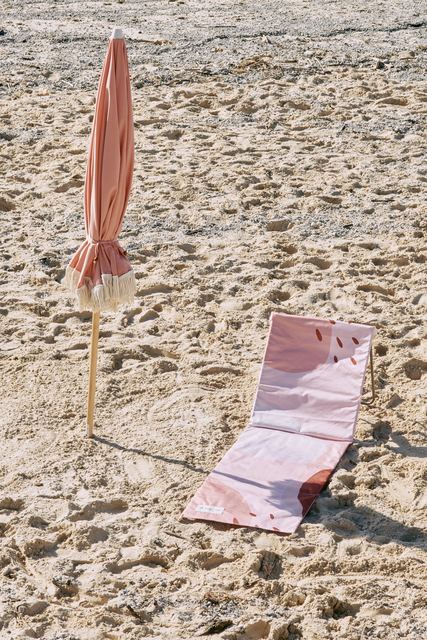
[65,265,80,291]
[65,267,137,312]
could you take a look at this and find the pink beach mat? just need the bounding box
[182,313,375,534]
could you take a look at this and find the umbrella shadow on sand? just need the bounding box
[92,435,209,475]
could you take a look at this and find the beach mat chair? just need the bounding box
[182,313,375,534]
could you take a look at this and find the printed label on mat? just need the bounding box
[196,504,224,515]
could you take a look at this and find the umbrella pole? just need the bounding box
[86,311,100,437]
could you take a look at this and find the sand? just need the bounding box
[1,0,427,638]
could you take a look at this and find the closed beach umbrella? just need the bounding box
[65,26,136,436]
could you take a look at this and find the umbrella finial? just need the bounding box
[111,27,123,39]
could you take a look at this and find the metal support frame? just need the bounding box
[361,347,375,406]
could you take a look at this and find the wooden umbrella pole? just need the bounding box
[86,311,100,437]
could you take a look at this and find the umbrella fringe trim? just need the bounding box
[65,266,137,313]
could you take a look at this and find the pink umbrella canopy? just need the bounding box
[65,29,136,312]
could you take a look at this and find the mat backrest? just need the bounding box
[250,313,375,441]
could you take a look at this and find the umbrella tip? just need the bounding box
[111,26,124,39]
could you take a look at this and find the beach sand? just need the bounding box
[1,0,427,638]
